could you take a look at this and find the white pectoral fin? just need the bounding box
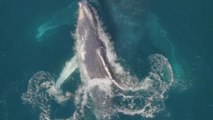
[56,55,79,88]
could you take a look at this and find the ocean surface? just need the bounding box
[0,0,213,120]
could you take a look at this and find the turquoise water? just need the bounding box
[0,0,213,120]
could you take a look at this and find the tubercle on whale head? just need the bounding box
[77,1,97,26]
[78,1,90,18]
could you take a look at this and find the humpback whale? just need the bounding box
[76,1,114,80]
[22,1,174,120]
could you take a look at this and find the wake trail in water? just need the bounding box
[36,0,77,41]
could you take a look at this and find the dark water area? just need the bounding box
[0,0,213,120]
[0,0,74,119]
[150,1,213,120]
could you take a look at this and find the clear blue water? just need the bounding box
[0,0,213,120]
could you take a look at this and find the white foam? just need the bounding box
[22,71,72,120]
[113,54,174,118]
[56,56,78,88]
[72,77,115,120]
[21,71,53,120]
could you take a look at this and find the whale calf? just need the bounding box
[76,1,113,80]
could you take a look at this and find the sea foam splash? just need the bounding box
[96,17,174,118]
[21,71,72,120]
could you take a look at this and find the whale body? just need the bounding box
[76,1,113,80]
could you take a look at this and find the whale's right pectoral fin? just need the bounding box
[56,55,79,88]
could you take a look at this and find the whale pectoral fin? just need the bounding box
[56,55,79,88]
[96,47,114,79]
